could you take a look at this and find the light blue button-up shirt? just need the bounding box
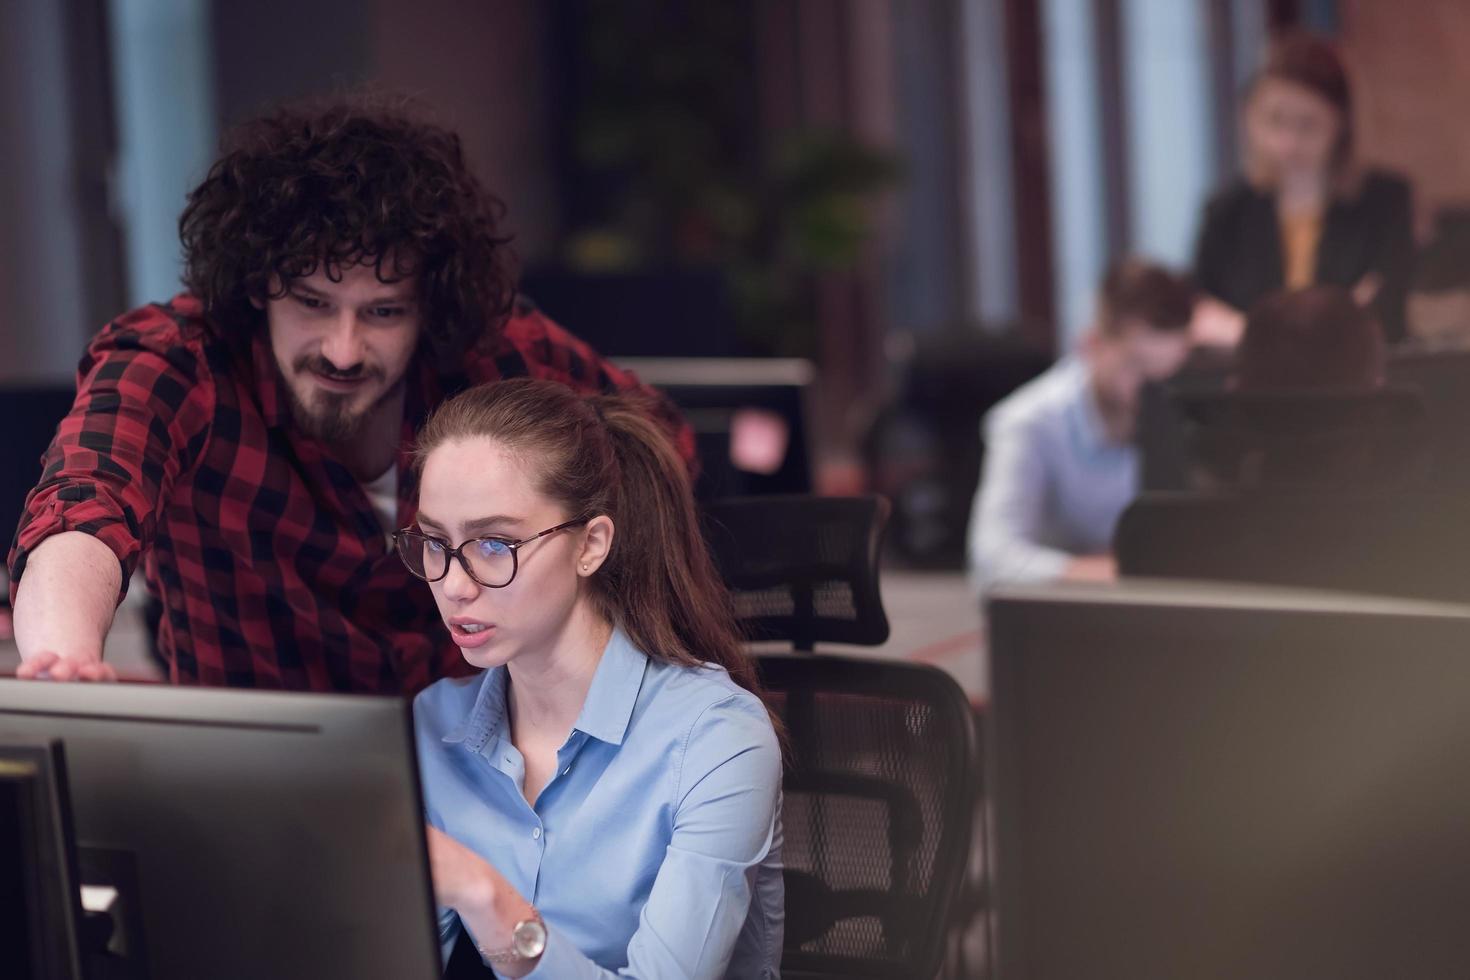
[413,628,784,978]
[967,357,1138,591]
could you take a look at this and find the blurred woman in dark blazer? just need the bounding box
[1193,33,1414,344]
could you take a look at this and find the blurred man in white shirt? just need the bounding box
[968,260,1197,592]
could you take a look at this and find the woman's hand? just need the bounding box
[425,826,542,976]
[426,825,498,914]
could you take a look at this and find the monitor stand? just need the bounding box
[0,738,84,980]
[1,739,150,980]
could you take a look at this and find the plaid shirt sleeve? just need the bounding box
[490,307,699,471]
[8,310,216,603]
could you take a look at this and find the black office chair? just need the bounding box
[864,331,1052,568]
[701,494,891,651]
[704,494,978,979]
[757,655,978,980]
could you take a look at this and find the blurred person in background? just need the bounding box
[6,95,690,691]
[967,260,1196,592]
[1193,32,1414,346]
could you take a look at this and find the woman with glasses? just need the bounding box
[397,378,783,978]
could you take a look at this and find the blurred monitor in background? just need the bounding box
[625,359,814,500]
[518,271,815,499]
[1183,286,1430,489]
[965,259,1195,593]
[1194,32,1414,344]
[1407,209,1470,348]
[1121,289,1435,596]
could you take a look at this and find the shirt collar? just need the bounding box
[1064,357,1116,452]
[571,628,649,746]
[440,662,510,751]
[442,628,650,751]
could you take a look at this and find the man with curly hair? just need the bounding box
[7,98,693,693]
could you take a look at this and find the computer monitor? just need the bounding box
[988,580,1470,980]
[617,357,814,498]
[0,680,441,980]
[1139,347,1470,491]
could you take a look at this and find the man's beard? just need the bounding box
[278,355,397,445]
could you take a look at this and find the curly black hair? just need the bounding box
[179,94,517,363]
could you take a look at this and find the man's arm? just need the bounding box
[967,409,1074,592]
[13,532,121,679]
[8,313,215,677]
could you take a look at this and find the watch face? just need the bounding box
[513,918,547,958]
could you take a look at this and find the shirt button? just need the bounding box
[532,827,542,840]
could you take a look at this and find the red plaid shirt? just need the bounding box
[9,294,693,694]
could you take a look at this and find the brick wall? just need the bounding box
[1339,0,1470,233]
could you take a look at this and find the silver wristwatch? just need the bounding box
[478,911,548,966]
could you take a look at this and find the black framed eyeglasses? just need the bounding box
[393,519,589,589]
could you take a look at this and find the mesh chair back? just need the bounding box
[701,495,891,651]
[760,655,978,979]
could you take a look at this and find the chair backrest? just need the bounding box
[865,331,1051,569]
[1116,489,1470,604]
[759,654,978,980]
[701,494,891,651]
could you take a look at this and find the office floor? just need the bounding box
[823,569,987,701]
[0,570,988,696]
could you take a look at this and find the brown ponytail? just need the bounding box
[415,378,765,700]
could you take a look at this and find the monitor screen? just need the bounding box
[988,580,1470,980]
[0,681,441,980]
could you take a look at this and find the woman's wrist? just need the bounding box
[490,888,538,939]
[455,862,537,946]
[453,860,501,921]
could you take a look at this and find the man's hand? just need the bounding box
[15,651,118,682]
[1063,554,1118,583]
